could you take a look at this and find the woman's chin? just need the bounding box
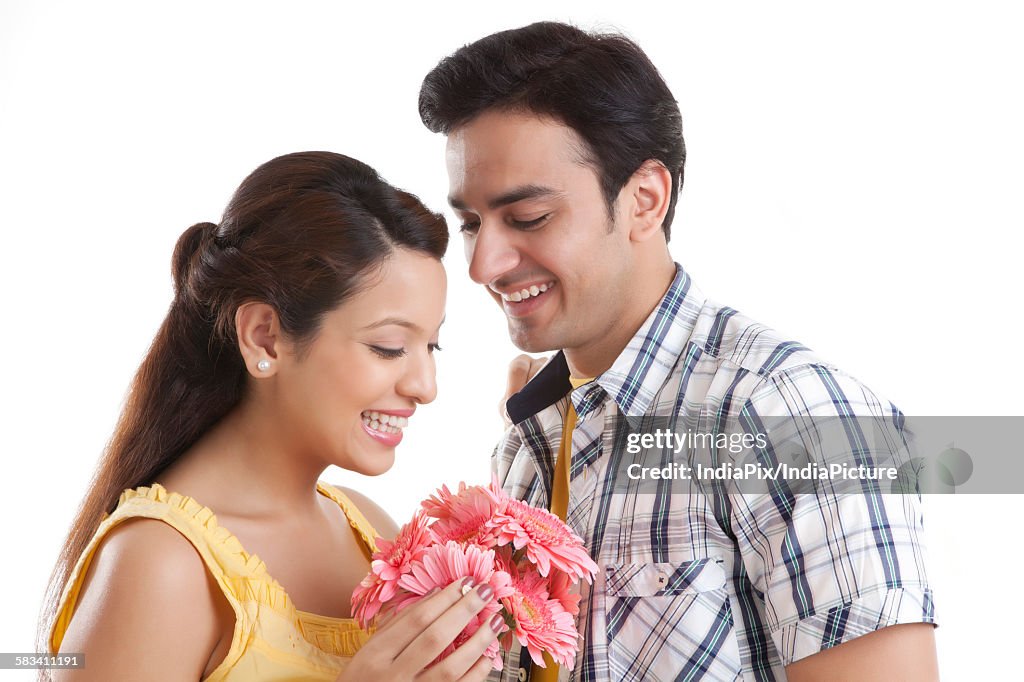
[342,451,396,477]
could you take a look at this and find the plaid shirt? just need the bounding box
[489,265,935,682]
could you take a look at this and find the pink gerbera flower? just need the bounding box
[423,481,503,549]
[398,540,513,608]
[502,563,579,668]
[395,541,514,669]
[486,498,599,582]
[351,510,431,626]
[547,569,582,617]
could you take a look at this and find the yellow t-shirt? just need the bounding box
[50,481,379,681]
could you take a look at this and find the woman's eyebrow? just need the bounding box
[361,316,446,333]
[361,317,422,332]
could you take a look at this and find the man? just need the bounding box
[419,22,938,682]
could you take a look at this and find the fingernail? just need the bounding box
[476,583,494,601]
[460,577,476,595]
[489,613,505,632]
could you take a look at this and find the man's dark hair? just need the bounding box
[419,21,685,240]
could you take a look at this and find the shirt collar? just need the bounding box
[597,264,704,418]
[505,264,705,424]
[505,351,571,426]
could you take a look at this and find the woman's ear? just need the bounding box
[235,302,281,377]
[624,159,672,243]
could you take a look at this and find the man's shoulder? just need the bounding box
[679,299,898,419]
[688,298,823,380]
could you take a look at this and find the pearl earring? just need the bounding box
[257,360,271,372]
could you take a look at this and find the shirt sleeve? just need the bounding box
[728,363,937,665]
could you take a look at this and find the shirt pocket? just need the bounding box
[604,558,742,682]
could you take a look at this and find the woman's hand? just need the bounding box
[500,354,549,425]
[337,578,503,682]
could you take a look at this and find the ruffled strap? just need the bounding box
[50,483,260,653]
[315,482,381,559]
[52,482,381,659]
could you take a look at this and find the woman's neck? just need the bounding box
[159,400,328,519]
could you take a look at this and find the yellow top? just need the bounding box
[50,481,380,681]
[534,375,593,682]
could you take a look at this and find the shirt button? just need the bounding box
[656,572,669,586]
[517,667,528,681]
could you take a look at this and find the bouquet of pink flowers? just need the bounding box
[351,476,599,671]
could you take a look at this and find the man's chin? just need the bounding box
[508,323,561,354]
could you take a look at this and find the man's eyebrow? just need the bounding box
[448,184,563,212]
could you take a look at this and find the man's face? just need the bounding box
[446,109,633,355]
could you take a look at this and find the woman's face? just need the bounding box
[275,248,447,476]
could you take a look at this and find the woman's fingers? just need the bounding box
[339,580,502,681]
[372,577,460,638]
[456,654,498,682]
[419,611,504,681]
[395,582,497,672]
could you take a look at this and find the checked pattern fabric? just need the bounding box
[487,265,936,682]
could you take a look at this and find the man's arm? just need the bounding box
[731,363,938,677]
[786,622,938,681]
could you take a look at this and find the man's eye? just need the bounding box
[459,221,480,234]
[369,345,407,359]
[511,213,551,230]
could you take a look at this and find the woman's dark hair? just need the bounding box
[418,21,685,240]
[39,151,448,655]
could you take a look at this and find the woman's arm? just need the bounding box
[54,518,230,681]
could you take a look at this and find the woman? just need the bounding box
[39,152,502,681]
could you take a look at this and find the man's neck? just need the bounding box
[564,258,676,378]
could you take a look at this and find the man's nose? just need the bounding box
[466,222,520,286]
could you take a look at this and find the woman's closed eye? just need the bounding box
[368,345,407,360]
[368,343,443,359]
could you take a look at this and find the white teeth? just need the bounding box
[361,411,409,432]
[500,281,555,302]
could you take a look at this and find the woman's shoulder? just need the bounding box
[55,518,231,677]
[323,484,399,539]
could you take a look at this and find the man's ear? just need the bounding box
[623,159,672,243]
[235,302,282,377]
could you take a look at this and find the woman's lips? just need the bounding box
[360,409,410,447]
[361,420,403,447]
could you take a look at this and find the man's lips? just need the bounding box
[494,281,556,318]
[489,280,557,303]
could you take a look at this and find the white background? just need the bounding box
[2,1,1022,678]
